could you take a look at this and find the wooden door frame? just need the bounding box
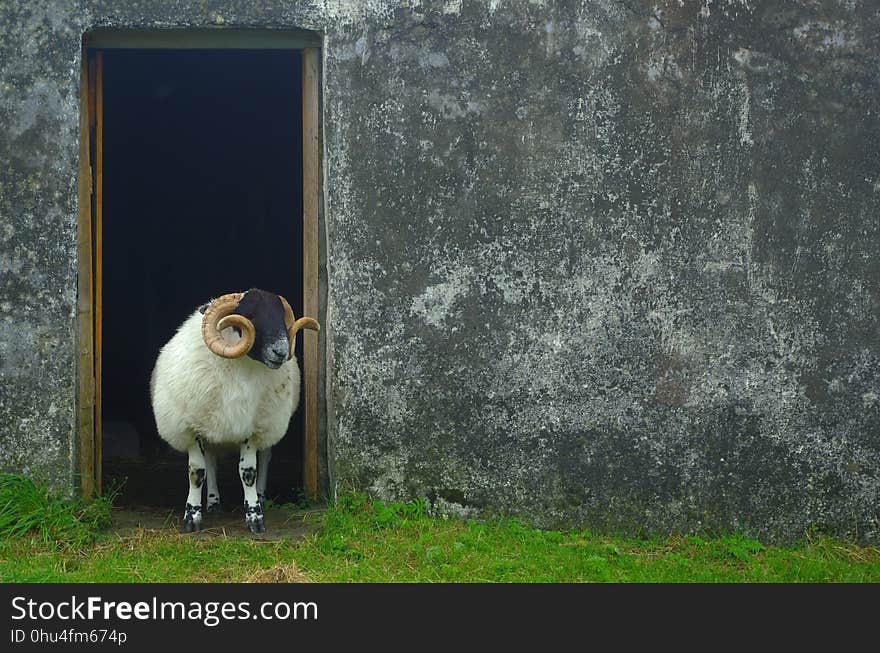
[77,30,323,499]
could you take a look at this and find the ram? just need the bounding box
[150,288,319,533]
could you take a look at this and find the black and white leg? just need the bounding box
[182,439,206,533]
[205,448,221,513]
[239,439,264,533]
[256,446,272,509]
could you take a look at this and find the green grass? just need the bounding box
[0,473,113,548]
[0,480,878,583]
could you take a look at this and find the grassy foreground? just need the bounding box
[0,478,878,582]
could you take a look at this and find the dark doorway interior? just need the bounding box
[101,49,304,507]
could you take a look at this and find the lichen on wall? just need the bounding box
[322,0,880,542]
[0,0,83,489]
[1,0,878,542]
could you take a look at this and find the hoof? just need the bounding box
[247,517,266,534]
[181,515,202,533]
[182,504,202,533]
[244,501,265,534]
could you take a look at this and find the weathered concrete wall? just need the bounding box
[0,1,82,487]
[1,1,878,542]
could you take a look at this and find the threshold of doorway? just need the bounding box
[109,505,324,543]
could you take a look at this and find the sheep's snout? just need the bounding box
[260,336,290,369]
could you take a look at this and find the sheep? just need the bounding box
[150,288,319,533]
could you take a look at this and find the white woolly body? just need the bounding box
[150,310,300,452]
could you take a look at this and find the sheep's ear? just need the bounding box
[198,302,210,314]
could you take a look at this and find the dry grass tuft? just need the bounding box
[245,562,311,583]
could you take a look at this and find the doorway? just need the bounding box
[77,31,322,507]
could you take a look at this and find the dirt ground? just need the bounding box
[109,504,322,542]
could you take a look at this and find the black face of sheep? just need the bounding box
[233,289,290,369]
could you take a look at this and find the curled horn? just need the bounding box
[201,293,256,359]
[279,295,320,360]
